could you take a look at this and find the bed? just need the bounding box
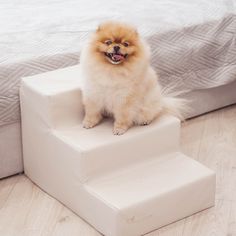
[1,0,236,178]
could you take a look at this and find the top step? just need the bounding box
[21,66,84,129]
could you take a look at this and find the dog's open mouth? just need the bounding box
[104,52,128,65]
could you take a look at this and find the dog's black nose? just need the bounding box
[114,46,120,52]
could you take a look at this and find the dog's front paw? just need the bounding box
[82,113,102,129]
[113,127,127,135]
[82,119,97,129]
[113,125,128,135]
[139,120,152,126]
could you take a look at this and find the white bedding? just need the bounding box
[0,0,234,64]
[0,0,236,126]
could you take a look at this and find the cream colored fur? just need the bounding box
[80,21,185,135]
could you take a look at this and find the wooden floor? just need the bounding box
[1,105,236,236]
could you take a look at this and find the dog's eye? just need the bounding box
[123,42,129,47]
[104,40,112,45]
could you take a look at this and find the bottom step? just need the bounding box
[84,152,215,236]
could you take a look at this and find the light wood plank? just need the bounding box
[180,115,206,160]
[0,175,101,236]
[228,200,236,236]
[147,200,231,236]
[0,175,19,209]
[51,207,101,236]
[181,200,231,236]
[197,107,236,201]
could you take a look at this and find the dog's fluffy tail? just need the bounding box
[160,87,190,120]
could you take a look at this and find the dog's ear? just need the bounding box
[96,25,101,32]
[96,24,103,32]
[133,29,138,36]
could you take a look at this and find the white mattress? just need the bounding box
[0,122,23,178]
[1,0,236,126]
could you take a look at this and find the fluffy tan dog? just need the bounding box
[80,21,185,135]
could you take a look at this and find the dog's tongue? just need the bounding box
[113,54,124,61]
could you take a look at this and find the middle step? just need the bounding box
[53,115,180,181]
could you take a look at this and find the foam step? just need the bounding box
[20,65,215,236]
[53,116,179,180]
[85,152,215,236]
[20,66,84,129]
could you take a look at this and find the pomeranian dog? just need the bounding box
[80,21,185,135]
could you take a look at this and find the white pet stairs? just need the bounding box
[20,66,215,236]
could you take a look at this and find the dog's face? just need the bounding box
[91,22,142,66]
